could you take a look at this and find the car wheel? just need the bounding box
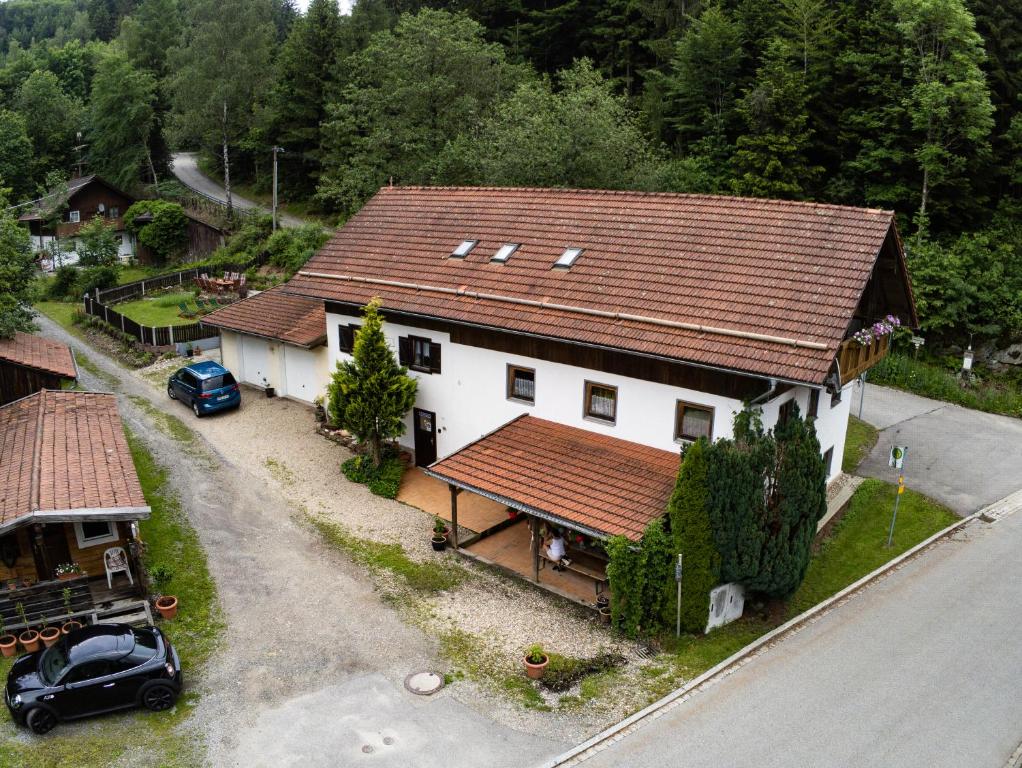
[192,402,202,418]
[140,681,178,712]
[167,385,177,400]
[26,707,58,735]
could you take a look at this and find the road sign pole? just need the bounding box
[675,554,683,638]
[886,478,903,547]
[858,371,867,419]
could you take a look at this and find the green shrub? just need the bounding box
[124,200,187,264]
[49,265,80,299]
[77,265,120,296]
[341,454,405,499]
[541,652,625,692]
[265,224,329,276]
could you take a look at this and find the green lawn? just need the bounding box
[843,415,879,473]
[114,292,199,326]
[788,478,958,616]
[0,429,222,767]
[32,300,78,331]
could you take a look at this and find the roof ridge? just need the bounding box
[29,390,45,513]
[379,185,895,217]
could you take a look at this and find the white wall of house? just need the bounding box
[325,310,848,481]
[221,330,328,405]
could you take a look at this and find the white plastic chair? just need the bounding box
[104,546,133,589]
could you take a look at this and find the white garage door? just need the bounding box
[282,345,324,403]
[240,335,273,388]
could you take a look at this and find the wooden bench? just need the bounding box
[539,549,608,597]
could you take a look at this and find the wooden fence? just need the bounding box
[0,575,93,629]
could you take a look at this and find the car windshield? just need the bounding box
[201,373,236,392]
[39,642,70,686]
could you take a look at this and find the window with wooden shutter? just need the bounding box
[808,389,820,420]
[338,324,359,353]
[398,336,412,367]
[777,398,796,427]
[402,336,441,374]
[428,341,441,374]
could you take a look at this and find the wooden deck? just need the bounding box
[464,519,608,606]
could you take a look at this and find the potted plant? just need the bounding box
[0,616,16,658]
[185,342,195,358]
[60,587,82,634]
[431,517,450,551]
[262,377,275,398]
[39,619,60,648]
[150,564,178,620]
[524,644,549,680]
[313,395,327,423]
[54,561,83,580]
[16,603,39,652]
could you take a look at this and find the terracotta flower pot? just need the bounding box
[0,634,16,658]
[61,620,84,635]
[57,572,78,581]
[39,627,61,648]
[524,654,549,680]
[19,630,40,653]
[155,596,179,620]
[598,606,611,625]
[431,535,447,552]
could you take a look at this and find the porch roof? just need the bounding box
[424,415,680,541]
[0,390,150,534]
[0,331,77,379]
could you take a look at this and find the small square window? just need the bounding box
[554,247,583,268]
[777,399,796,427]
[584,381,617,423]
[675,402,714,442]
[68,210,81,223]
[109,206,119,219]
[507,365,535,404]
[491,243,519,263]
[338,323,359,353]
[450,240,477,258]
[73,520,118,549]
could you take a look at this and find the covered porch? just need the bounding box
[424,415,681,608]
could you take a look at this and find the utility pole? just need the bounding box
[271,146,285,230]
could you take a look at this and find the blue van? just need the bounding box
[167,361,240,417]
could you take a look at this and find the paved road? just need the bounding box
[170,151,307,229]
[37,315,562,768]
[573,503,1022,768]
[854,382,1022,515]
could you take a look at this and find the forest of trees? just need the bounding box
[1,0,1020,348]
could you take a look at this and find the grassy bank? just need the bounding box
[0,429,223,767]
[871,352,1022,417]
[115,292,200,327]
[843,415,879,473]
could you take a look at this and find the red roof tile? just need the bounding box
[425,415,679,541]
[0,391,148,531]
[287,187,904,384]
[201,286,326,347]
[0,332,77,379]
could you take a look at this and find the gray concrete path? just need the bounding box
[170,152,307,229]
[854,382,1022,515]
[37,315,562,767]
[574,505,1022,768]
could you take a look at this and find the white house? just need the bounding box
[205,185,916,490]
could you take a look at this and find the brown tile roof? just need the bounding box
[288,187,905,385]
[0,391,149,532]
[0,332,77,379]
[201,286,326,348]
[425,415,679,541]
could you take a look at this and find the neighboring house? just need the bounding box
[0,391,150,625]
[203,286,329,404]
[0,332,78,405]
[17,175,136,265]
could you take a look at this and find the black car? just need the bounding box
[5,624,182,734]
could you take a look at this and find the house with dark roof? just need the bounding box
[0,391,150,628]
[200,186,916,604]
[0,332,78,405]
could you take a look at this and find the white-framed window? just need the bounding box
[73,520,119,549]
[68,210,81,223]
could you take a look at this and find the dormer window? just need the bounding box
[554,247,583,268]
[491,243,519,263]
[451,240,477,258]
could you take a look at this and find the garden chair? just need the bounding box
[103,547,133,589]
[178,301,196,319]
[195,298,211,314]
[238,275,247,298]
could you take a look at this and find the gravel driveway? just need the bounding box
[36,315,567,767]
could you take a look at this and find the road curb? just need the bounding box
[538,506,988,768]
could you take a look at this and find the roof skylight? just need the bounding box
[491,243,520,263]
[555,247,584,269]
[450,239,477,258]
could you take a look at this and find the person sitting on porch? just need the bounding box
[545,530,571,571]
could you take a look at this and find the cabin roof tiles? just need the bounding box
[287,186,904,385]
[201,286,327,348]
[0,332,77,379]
[0,391,148,531]
[426,415,679,541]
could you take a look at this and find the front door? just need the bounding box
[31,524,72,582]
[413,408,437,467]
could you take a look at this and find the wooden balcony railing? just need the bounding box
[837,334,891,383]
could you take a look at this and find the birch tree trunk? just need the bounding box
[222,100,233,219]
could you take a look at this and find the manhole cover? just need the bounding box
[404,671,444,696]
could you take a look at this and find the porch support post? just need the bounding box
[529,516,540,583]
[31,523,52,582]
[448,484,460,549]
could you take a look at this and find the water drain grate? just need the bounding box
[404,671,445,696]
